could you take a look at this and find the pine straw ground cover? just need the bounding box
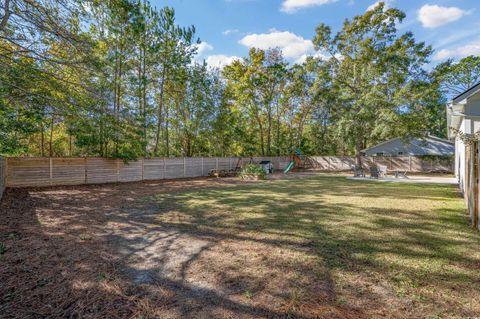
[0,174,477,318]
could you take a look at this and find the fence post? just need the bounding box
[183,157,186,178]
[216,157,218,170]
[116,159,120,182]
[163,158,166,179]
[49,158,53,186]
[141,158,144,181]
[409,156,412,172]
[84,157,87,184]
[4,157,7,188]
[201,157,204,176]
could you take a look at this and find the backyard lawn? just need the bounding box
[0,174,478,318]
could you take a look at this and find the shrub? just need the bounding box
[240,164,266,179]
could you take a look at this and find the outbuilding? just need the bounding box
[362,135,454,157]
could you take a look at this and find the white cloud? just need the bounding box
[280,0,337,14]
[195,42,214,56]
[222,29,240,36]
[239,30,315,61]
[206,55,241,68]
[366,0,393,12]
[294,50,331,64]
[417,4,470,28]
[434,40,480,61]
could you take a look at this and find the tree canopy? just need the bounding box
[0,0,454,159]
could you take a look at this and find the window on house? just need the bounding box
[398,152,404,156]
[376,152,384,157]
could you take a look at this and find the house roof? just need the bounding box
[452,82,480,104]
[362,135,454,156]
[447,81,480,139]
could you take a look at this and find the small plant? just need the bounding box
[97,273,108,281]
[3,291,16,301]
[244,290,253,299]
[79,234,92,241]
[0,242,5,255]
[240,164,266,180]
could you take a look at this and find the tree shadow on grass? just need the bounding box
[0,175,477,318]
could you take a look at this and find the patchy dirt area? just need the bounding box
[0,173,475,318]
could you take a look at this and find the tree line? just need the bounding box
[1,0,479,160]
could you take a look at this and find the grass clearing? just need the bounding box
[0,174,477,318]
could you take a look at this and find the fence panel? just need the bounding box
[119,160,143,182]
[185,157,203,178]
[327,156,343,170]
[6,158,50,187]
[164,158,184,179]
[217,157,230,170]
[310,156,329,170]
[390,157,409,171]
[143,158,165,180]
[203,157,217,176]
[52,158,86,186]
[4,155,454,188]
[276,156,291,170]
[362,157,375,169]
[86,158,118,184]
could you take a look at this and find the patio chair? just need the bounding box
[351,164,365,177]
[394,170,408,178]
[377,164,388,177]
[370,166,380,178]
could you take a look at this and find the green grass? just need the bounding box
[143,175,479,317]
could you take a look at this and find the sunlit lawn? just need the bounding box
[143,175,479,318]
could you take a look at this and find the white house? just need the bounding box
[447,82,480,229]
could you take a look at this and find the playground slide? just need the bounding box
[284,161,295,174]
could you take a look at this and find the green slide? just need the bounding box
[284,161,295,174]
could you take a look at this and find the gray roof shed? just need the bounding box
[362,135,454,156]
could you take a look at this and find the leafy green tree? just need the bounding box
[434,55,480,97]
[313,2,432,163]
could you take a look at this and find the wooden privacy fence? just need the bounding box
[4,156,453,188]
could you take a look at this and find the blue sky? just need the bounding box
[154,0,480,67]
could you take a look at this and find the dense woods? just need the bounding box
[1,0,479,159]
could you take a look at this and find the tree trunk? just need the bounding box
[154,67,166,155]
[165,100,170,157]
[276,98,280,156]
[116,53,123,154]
[41,128,45,157]
[142,47,147,155]
[267,110,272,156]
[257,118,265,156]
[69,134,72,156]
[113,50,119,154]
[355,140,363,167]
[49,116,54,157]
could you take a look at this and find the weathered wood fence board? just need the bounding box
[4,156,453,188]
[0,156,5,198]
